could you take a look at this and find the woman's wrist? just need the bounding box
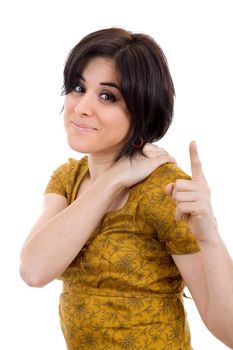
[194,214,220,246]
[98,169,125,196]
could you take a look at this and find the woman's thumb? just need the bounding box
[166,183,174,196]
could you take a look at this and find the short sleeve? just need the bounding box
[143,163,200,255]
[44,162,69,198]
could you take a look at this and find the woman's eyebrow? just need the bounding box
[100,82,120,90]
[77,74,85,81]
[77,75,120,91]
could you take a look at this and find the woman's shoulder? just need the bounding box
[134,162,190,204]
[136,162,200,254]
[145,162,191,189]
[45,156,88,198]
[53,156,88,179]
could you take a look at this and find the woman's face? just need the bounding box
[64,57,131,158]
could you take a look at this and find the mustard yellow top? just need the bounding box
[45,156,200,350]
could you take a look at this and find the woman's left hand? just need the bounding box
[166,141,217,242]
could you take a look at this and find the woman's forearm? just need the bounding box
[20,146,175,288]
[200,231,233,347]
[167,142,233,347]
[20,174,121,287]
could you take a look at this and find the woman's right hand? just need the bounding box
[107,143,176,190]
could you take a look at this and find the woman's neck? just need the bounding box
[87,152,117,182]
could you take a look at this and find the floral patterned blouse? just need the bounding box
[45,156,200,350]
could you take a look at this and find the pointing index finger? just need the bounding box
[189,141,205,181]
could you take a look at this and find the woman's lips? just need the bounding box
[71,121,97,132]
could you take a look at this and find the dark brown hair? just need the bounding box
[62,27,175,160]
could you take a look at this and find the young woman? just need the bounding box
[20,28,233,349]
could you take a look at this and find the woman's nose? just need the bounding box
[74,93,95,117]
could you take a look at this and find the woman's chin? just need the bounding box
[66,138,91,154]
[69,145,90,154]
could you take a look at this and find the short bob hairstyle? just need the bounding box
[62,27,175,160]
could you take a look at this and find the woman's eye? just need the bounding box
[100,92,116,102]
[73,84,84,93]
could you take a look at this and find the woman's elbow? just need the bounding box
[19,260,48,288]
[206,319,233,349]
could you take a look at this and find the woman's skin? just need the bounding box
[64,56,131,173]
[20,57,175,285]
[20,57,233,348]
[168,143,233,347]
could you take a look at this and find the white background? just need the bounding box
[0,0,233,349]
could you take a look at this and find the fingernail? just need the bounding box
[192,141,197,150]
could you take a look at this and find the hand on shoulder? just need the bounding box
[107,143,176,190]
